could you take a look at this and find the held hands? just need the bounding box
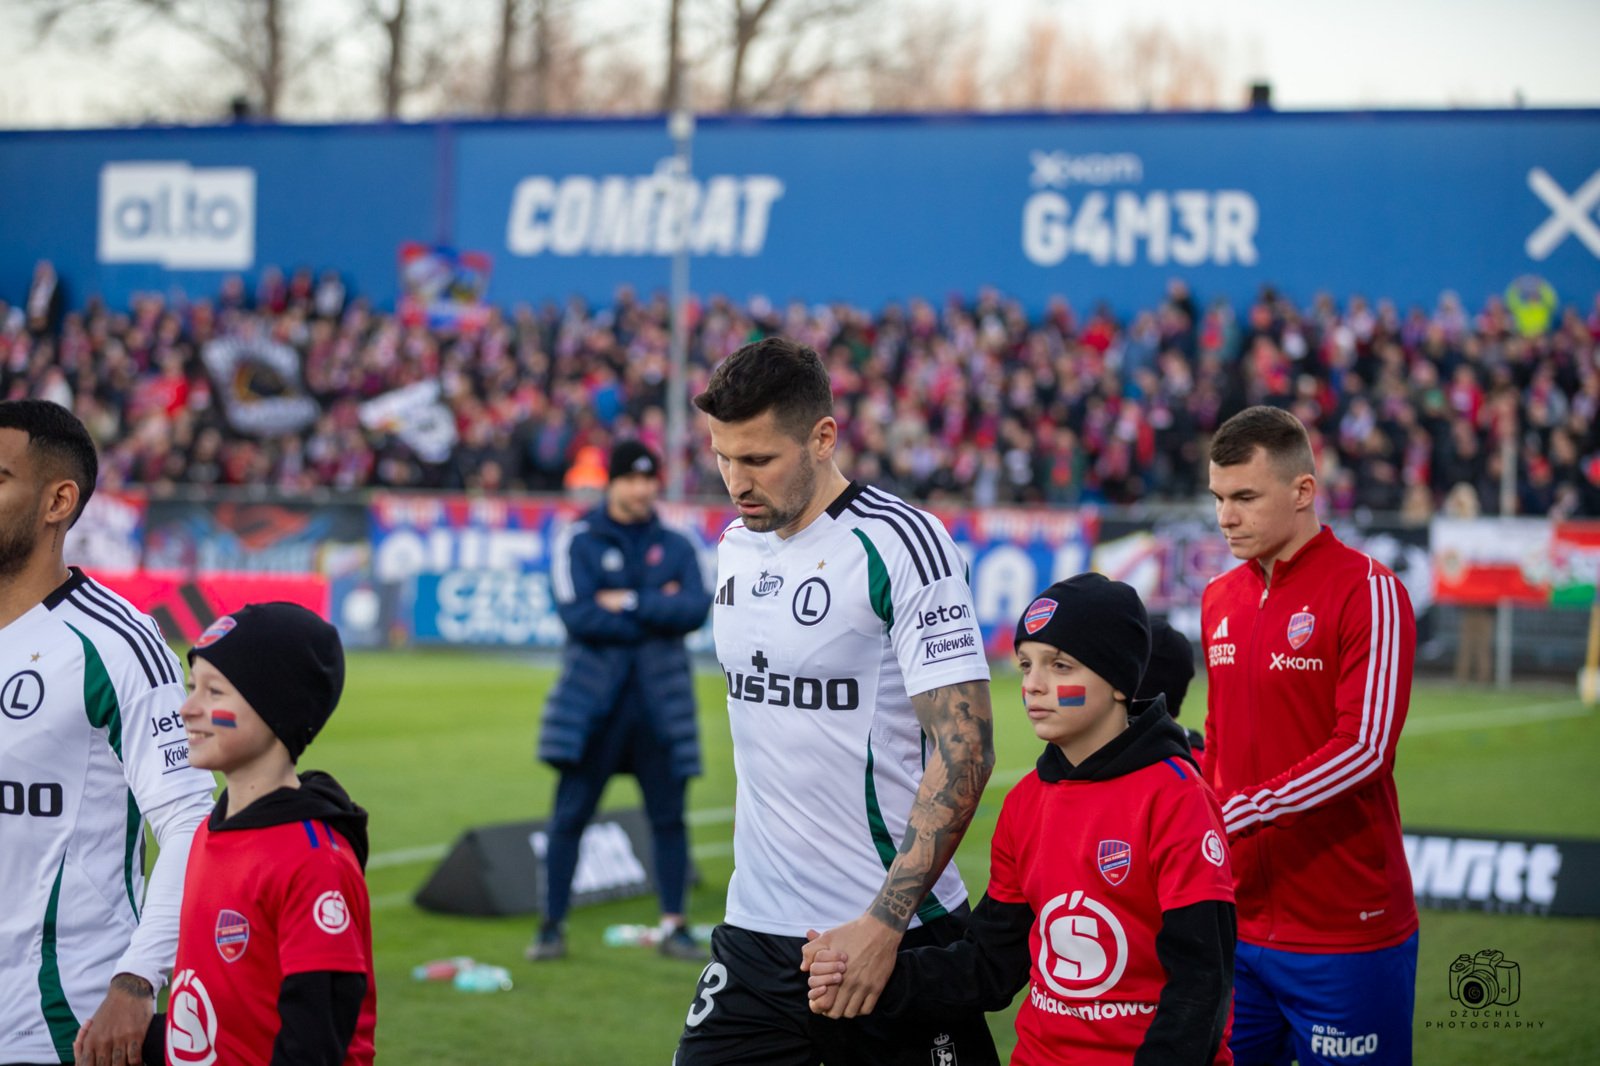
[799,915,899,1019]
[74,973,155,1065]
[803,930,850,1015]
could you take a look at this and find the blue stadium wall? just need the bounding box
[2,109,1598,315]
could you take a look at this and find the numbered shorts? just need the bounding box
[674,915,1000,1066]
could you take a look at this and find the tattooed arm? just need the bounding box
[800,679,995,1019]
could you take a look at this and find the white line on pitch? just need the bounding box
[1403,699,1592,736]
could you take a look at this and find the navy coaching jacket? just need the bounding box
[537,504,712,778]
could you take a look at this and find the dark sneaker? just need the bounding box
[658,923,707,962]
[525,923,566,962]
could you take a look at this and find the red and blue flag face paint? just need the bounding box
[1057,686,1087,707]
[211,710,239,729]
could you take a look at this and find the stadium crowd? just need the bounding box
[5,262,1599,520]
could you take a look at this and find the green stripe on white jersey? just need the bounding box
[0,571,214,1062]
[714,483,989,937]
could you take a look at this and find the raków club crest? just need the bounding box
[1097,839,1132,886]
[1287,611,1315,650]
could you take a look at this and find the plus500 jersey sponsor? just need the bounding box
[98,162,256,269]
[723,667,860,711]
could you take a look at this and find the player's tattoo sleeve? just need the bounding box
[869,680,995,930]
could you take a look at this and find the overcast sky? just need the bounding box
[0,0,1596,127]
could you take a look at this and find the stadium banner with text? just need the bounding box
[369,494,1095,650]
[86,569,331,643]
[1095,515,1432,639]
[3,111,1598,317]
[1404,827,1600,918]
[1430,517,1600,607]
[143,498,369,577]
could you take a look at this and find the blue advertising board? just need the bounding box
[2,110,1597,315]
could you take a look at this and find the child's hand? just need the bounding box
[802,929,849,1016]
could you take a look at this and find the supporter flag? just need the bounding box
[201,335,320,436]
[359,380,458,464]
[398,243,492,332]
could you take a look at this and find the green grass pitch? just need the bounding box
[303,651,1600,1064]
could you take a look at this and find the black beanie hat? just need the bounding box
[1014,573,1151,702]
[188,602,345,763]
[1136,618,1195,718]
[608,440,661,481]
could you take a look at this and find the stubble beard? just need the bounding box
[0,501,41,581]
[741,458,817,535]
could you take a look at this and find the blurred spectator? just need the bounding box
[2,270,1597,517]
[1443,482,1495,685]
[26,260,64,337]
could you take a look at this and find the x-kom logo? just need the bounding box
[1526,167,1600,260]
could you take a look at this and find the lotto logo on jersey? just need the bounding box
[313,890,351,934]
[167,969,219,1066]
[1096,840,1131,885]
[1022,597,1058,635]
[214,909,250,962]
[1036,889,1129,999]
[1287,610,1316,650]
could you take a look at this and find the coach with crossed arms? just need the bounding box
[1202,406,1418,1066]
[0,400,215,1066]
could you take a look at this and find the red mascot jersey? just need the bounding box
[989,753,1235,1064]
[167,816,376,1065]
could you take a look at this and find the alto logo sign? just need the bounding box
[98,162,256,269]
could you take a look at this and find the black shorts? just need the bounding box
[674,907,1000,1066]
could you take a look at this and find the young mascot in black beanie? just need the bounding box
[158,603,376,1064]
[807,574,1238,1065]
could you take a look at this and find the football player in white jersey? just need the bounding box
[0,400,214,1065]
[674,339,1000,1066]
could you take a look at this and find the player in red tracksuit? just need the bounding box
[1203,406,1418,1066]
[163,603,376,1066]
[807,574,1236,1065]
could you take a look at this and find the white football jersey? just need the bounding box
[0,569,214,1062]
[714,482,990,936]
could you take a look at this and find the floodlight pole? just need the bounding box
[665,65,694,503]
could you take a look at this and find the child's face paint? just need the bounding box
[179,658,278,773]
[1013,640,1124,759]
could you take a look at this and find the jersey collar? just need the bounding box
[42,566,88,610]
[1249,524,1336,585]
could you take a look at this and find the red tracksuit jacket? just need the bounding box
[1201,525,1419,952]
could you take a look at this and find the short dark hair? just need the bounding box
[0,399,98,526]
[692,337,833,442]
[1209,405,1314,478]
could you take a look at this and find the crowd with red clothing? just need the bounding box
[5,262,1599,517]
